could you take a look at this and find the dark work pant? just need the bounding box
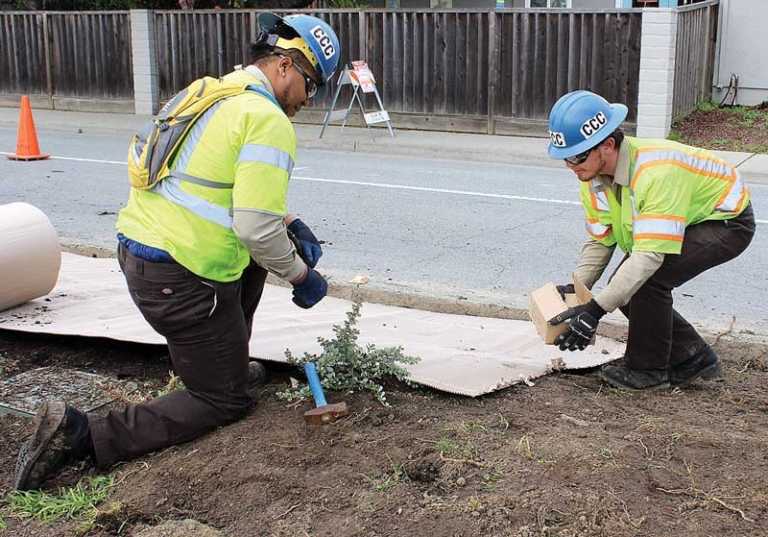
[615,205,755,371]
[88,245,267,468]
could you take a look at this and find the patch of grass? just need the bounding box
[364,462,409,493]
[696,100,718,113]
[435,436,460,456]
[516,433,534,460]
[5,475,113,526]
[667,130,684,143]
[467,496,484,512]
[0,514,6,530]
[460,420,487,434]
[730,106,765,125]
[435,434,477,460]
[600,447,615,460]
[605,387,636,398]
[480,468,504,492]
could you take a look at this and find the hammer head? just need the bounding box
[303,402,349,425]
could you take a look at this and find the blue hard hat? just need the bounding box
[547,90,628,159]
[258,13,341,85]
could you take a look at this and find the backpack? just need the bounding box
[127,76,261,191]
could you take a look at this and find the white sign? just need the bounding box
[364,110,391,125]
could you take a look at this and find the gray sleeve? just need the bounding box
[573,239,616,290]
[232,209,307,283]
[593,251,665,312]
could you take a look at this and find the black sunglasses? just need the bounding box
[290,61,318,99]
[564,147,595,166]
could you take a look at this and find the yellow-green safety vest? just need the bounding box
[580,137,751,255]
[117,70,297,282]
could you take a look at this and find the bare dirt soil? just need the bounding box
[671,103,768,154]
[1,329,767,537]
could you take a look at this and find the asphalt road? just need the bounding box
[1,125,766,336]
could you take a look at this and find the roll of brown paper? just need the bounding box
[0,203,61,312]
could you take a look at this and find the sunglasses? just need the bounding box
[290,61,318,99]
[564,147,595,166]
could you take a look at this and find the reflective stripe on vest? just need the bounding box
[633,214,685,243]
[585,218,611,239]
[631,149,733,190]
[152,177,233,229]
[172,101,224,177]
[588,180,610,211]
[238,144,295,175]
[715,171,747,212]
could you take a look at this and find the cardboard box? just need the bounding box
[528,276,592,344]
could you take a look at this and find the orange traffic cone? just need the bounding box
[7,96,49,161]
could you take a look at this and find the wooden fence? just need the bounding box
[0,6,720,133]
[0,11,133,107]
[672,1,718,120]
[152,8,643,133]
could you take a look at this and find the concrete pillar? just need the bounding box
[636,8,677,138]
[130,10,159,116]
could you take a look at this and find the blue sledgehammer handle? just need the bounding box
[304,362,328,407]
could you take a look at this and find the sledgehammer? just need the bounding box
[303,362,349,425]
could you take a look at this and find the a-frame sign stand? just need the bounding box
[319,61,394,139]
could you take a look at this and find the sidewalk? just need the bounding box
[2,107,767,183]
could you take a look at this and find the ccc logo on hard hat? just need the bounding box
[580,111,608,138]
[311,25,335,60]
[549,131,567,147]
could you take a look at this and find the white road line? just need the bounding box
[5,153,128,166]
[292,175,582,206]
[4,151,767,224]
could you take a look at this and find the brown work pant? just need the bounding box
[615,204,755,371]
[88,245,267,468]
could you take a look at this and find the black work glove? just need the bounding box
[287,218,322,268]
[292,268,328,309]
[548,299,607,351]
[556,283,575,300]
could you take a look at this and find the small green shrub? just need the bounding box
[277,299,419,406]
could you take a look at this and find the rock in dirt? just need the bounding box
[133,519,226,537]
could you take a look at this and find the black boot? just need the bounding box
[14,401,94,490]
[670,345,722,386]
[599,364,670,390]
[247,360,267,387]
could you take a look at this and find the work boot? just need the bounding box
[670,345,723,386]
[247,360,268,387]
[14,401,94,490]
[599,364,670,390]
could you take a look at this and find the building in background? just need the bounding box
[713,0,767,106]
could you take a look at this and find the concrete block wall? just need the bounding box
[636,8,677,138]
[130,10,160,116]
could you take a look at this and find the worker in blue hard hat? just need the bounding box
[14,14,343,490]
[546,90,754,390]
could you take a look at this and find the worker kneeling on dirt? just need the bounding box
[547,90,755,390]
[15,13,341,490]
